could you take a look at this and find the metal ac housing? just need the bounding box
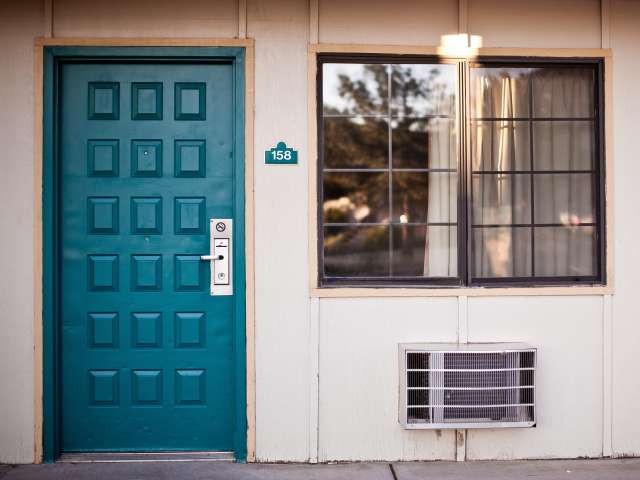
[399,343,536,429]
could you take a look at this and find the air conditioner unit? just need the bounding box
[399,343,536,429]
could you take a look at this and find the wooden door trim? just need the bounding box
[35,40,255,463]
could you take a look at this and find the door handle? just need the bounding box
[200,254,224,261]
[202,219,233,296]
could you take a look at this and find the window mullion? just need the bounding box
[387,64,394,278]
[461,59,472,286]
[528,75,536,277]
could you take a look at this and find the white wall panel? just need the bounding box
[319,298,458,461]
[610,0,640,457]
[3,0,640,464]
[466,296,603,459]
[319,0,458,45]
[53,0,238,38]
[248,0,311,462]
[468,0,601,48]
[0,0,43,464]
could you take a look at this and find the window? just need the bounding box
[317,55,605,287]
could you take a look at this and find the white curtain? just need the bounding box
[532,69,595,277]
[422,118,457,277]
[473,68,595,278]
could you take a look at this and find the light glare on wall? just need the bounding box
[438,33,483,56]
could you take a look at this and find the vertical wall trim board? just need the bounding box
[457,296,469,344]
[456,430,467,462]
[307,7,319,462]
[458,0,469,37]
[238,0,247,39]
[603,294,613,456]
[309,0,319,44]
[44,0,53,37]
[601,0,611,49]
[244,40,256,462]
[307,46,319,292]
[456,296,468,461]
[600,52,614,290]
[308,297,320,463]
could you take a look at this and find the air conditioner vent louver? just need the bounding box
[399,343,536,429]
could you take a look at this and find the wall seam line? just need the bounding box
[603,294,613,457]
[238,0,247,38]
[308,0,320,463]
[309,0,319,44]
[601,0,611,49]
[456,296,468,461]
[308,298,320,463]
[458,0,469,45]
[238,0,247,39]
[44,0,53,37]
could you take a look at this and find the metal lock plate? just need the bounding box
[201,219,233,296]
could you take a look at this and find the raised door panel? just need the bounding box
[60,62,236,452]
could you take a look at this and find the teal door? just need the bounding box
[58,60,243,453]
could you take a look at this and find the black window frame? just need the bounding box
[316,54,606,288]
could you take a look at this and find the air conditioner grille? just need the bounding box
[400,343,536,429]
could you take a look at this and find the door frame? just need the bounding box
[35,39,255,463]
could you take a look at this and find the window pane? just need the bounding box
[321,59,460,284]
[393,172,457,224]
[533,121,594,171]
[392,225,457,277]
[390,64,456,117]
[532,68,594,118]
[534,226,596,276]
[323,172,389,223]
[324,117,388,168]
[533,173,594,224]
[470,62,601,283]
[320,59,603,286]
[470,67,531,119]
[324,226,389,277]
[392,118,456,169]
[473,227,532,278]
[472,174,531,225]
[323,63,388,115]
[471,121,530,171]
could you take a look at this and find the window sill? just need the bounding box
[310,285,613,298]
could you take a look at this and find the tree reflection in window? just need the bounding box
[321,61,458,281]
[318,57,604,286]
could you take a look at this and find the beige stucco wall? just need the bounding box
[52,0,239,38]
[0,0,639,464]
[248,0,312,462]
[0,0,42,464]
[610,0,640,457]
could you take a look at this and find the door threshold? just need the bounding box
[58,451,235,463]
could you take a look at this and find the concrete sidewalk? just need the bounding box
[1,458,639,480]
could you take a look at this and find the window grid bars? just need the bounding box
[323,113,453,119]
[472,116,595,122]
[324,168,457,173]
[321,62,461,280]
[318,56,604,286]
[472,170,594,175]
[469,67,599,280]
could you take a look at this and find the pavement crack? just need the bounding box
[389,463,399,480]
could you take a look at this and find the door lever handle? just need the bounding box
[200,254,224,261]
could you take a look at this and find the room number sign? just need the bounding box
[265,141,298,165]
